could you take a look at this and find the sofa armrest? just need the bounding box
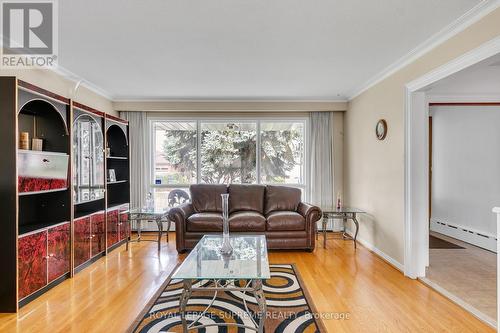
[169,203,194,252]
[298,202,322,223]
[298,202,322,250]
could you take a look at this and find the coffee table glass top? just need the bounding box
[173,235,271,280]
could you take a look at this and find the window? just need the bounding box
[200,122,256,184]
[151,121,196,210]
[149,118,308,207]
[260,121,304,185]
[153,121,197,185]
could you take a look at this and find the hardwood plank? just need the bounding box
[0,233,494,332]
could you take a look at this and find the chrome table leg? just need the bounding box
[180,279,192,332]
[322,215,328,248]
[156,219,163,252]
[352,213,359,249]
[253,279,267,333]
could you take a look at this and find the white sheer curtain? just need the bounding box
[309,112,335,208]
[120,111,148,209]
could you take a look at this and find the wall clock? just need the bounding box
[376,119,387,140]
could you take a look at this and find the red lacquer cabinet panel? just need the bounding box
[47,223,70,282]
[74,216,91,267]
[18,231,47,299]
[107,208,119,247]
[91,212,106,256]
[119,204,130,241]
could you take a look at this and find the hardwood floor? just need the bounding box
[0,233,494,333]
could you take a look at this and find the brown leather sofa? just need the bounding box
[169,184,322,253]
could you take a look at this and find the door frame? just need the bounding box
[404,36,500,279]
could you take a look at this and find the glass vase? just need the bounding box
[220,193,233,255]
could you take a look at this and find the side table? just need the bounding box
[319,207,365,249]
[127,207,171,252]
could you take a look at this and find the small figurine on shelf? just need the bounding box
[336,192,342,211]
[31,138,43,151]
[108,169,116,182]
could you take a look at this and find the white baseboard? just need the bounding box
[345,230,404,272]
[430,219,497,253]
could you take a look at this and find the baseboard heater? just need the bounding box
[430,219,497,253]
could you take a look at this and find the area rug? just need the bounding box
[129,264,326,332]
[429,235,465,249]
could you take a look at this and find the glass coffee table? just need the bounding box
[173,234,270,333]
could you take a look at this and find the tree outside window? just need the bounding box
[154,120,305,190]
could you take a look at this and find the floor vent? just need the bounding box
[430,219,497,253]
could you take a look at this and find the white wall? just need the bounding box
[345,8,500,265]
[431,105,500,239]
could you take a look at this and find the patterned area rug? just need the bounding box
[129,264,325,332]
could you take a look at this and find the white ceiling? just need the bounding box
[58,0,483,100]
[427,53,500,96]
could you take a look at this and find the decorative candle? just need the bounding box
[19,132,29,150]
[32,138,43,151]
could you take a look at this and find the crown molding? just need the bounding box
[113,100,348,112]
[50,65,114,101]
[406,35,500,91]
[347,0,500,100]
[112,97,348,103]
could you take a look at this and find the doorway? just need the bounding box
[404,37,500,329]
[425,101,499,326]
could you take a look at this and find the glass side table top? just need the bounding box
[129,206,170,217]
[321,207,365,214]
[173,235,271,280]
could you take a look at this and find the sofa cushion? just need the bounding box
[187,212,223,232]
[264,185,301,215]
[190,184,228,213]
[228,211,266,232]
[228,184,265,214]
[266,211,305,231]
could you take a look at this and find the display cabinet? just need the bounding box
[105,117,130,250]
[91,211,106,255]
[106,117,130,208]
[73,105,105,218]
[119,204,130,241]
[0,77,130,312]
[107,207,119,248]
[18,231,47,300]
[18,222,70,302]
[47,223,71,283]
[74,215,91,267]
[74,211,107,269]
